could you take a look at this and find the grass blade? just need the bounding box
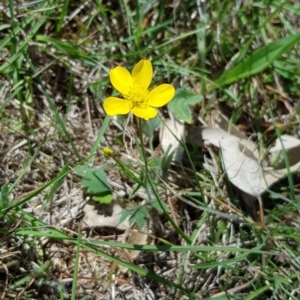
[214,33,300,88]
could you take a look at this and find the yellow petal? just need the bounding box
[147,84,175,107]
[132,60,153,90]
[132,106,157,120]
[110,66,132,95]
[103,97,131,116]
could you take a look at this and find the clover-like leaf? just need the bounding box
[119,206,149,228]
[74,165,112,203]
[168,87,203,123]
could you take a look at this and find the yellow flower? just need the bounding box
[102,147,114,158]
[103,60,175,120]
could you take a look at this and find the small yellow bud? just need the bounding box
[102,147,114,158]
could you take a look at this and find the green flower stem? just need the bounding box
[137,118,190,244]
[113,156,141,184]
[138,117,148,169]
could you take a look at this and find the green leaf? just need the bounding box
[0,16,50,73]
[118,208,131,226]
[0,184,9,217]
[35,35,97,64]
[142,115,161,139]
[168,87,203,123]
[148,198,169,212]
[132,206,149,228]
[215,33,300,88]
[149,154,172,178]
[93,194,113,203]
[74,165,112,203]
[119,205,149,228]
[0,24,11,31]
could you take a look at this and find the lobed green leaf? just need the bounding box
[168,87,203,123]
[74,165,112,203]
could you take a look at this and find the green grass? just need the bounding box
[0,0,300,299]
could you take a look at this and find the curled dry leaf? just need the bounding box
[160,116,185,163]
[201,128,262,196]
[261,162,300,193]
[201,128,300,196]
[83,200,152,270]
[83,200,130,230]
[269,134,300,169]
[119,221,152,273]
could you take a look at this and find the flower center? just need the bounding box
[124,86,149,109]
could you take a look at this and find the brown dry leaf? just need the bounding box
[120,222,151,262]
[83,200,130,230]
[202,128,262,196]
[201,128,300,196]
[83,200,152,270]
